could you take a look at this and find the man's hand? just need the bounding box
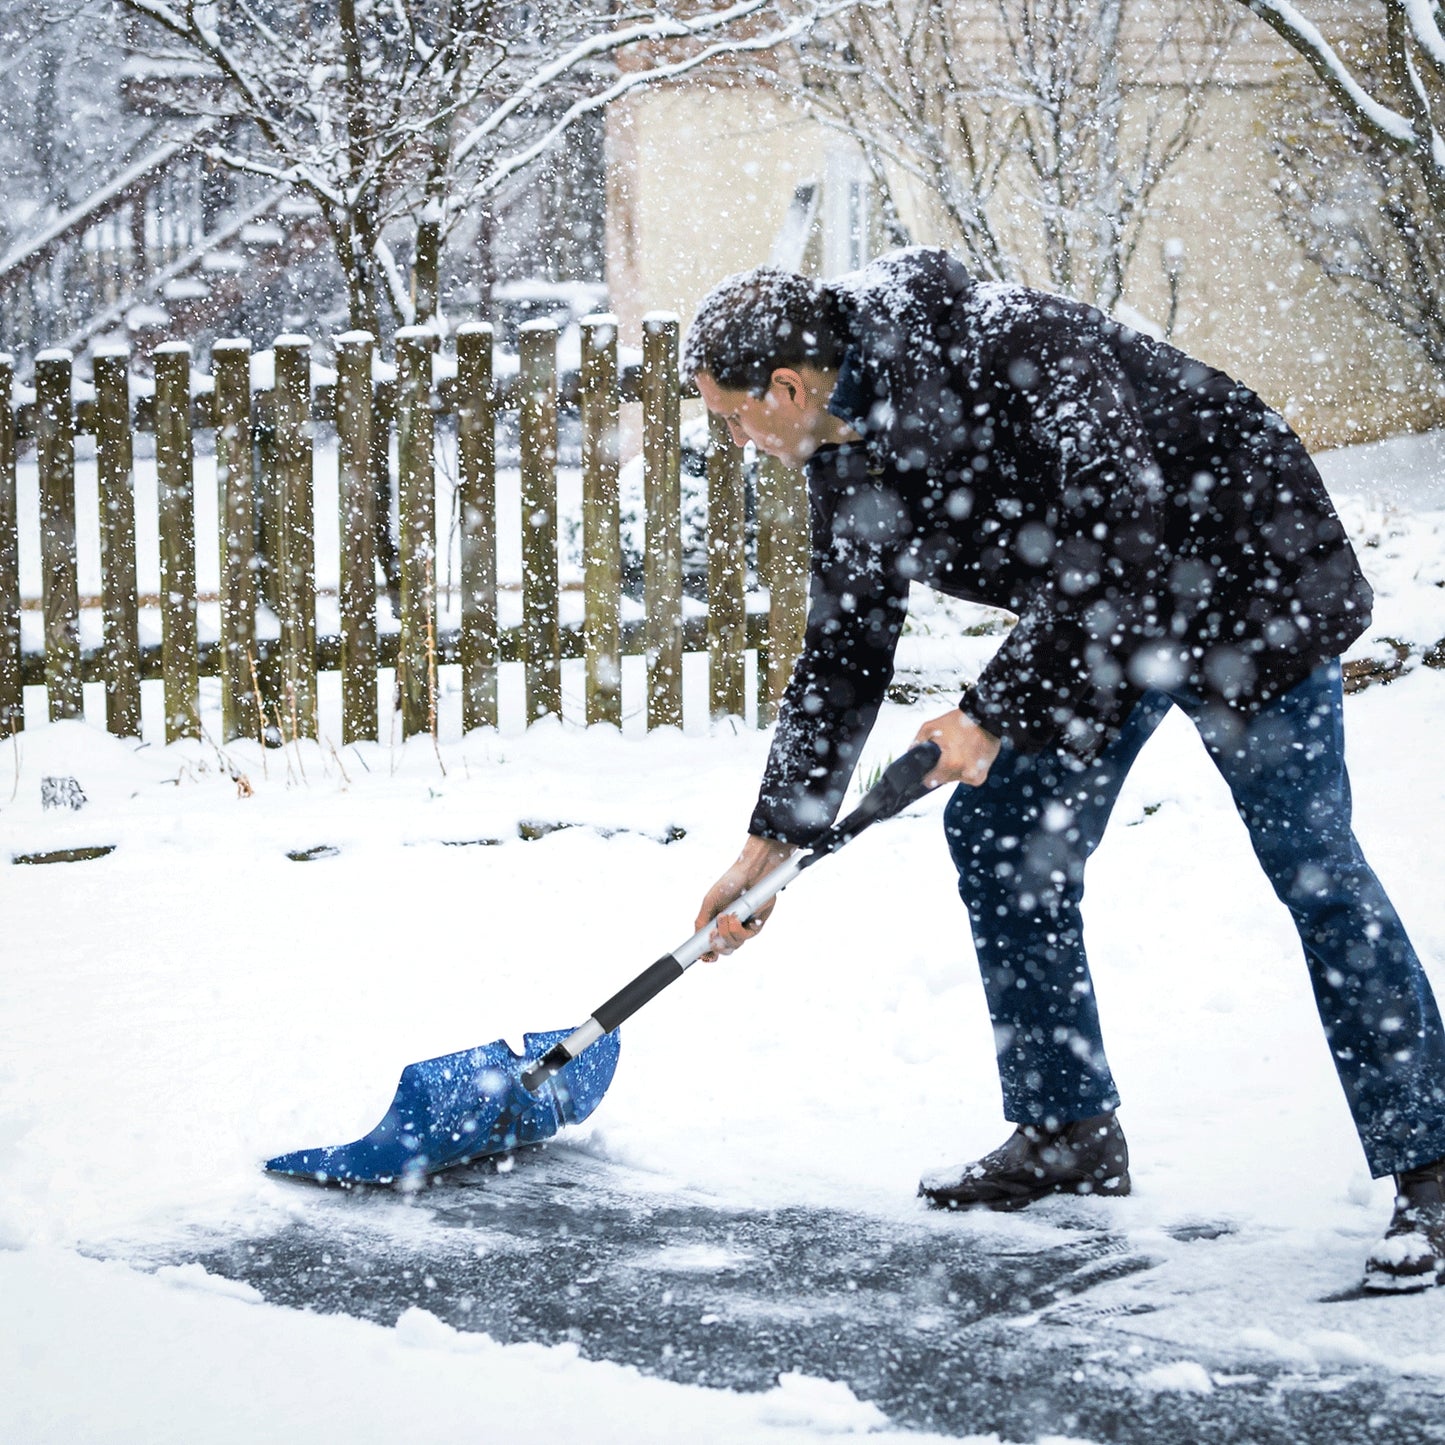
[914,708,1002,789]
[695,835,796,960]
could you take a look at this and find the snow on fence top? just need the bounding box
[2,323,686,434]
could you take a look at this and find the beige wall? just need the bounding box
[606,63,1445,453]
[606,82,831,342]
[1119,88,1445,449]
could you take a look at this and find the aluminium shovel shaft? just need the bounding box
[519,850,807,1092]
[520,741,941,1094]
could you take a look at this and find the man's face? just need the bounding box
[695,369,827,469]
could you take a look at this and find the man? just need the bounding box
[684,247,1445,1293]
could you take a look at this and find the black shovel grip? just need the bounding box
[523,949,690,1090]
[594,954,685,1034]
[807,741,941,859]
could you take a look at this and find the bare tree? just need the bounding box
[793,0,1240,313]
[115,1,858,334]
[1240,1,1445,376]
[0,1,146,239]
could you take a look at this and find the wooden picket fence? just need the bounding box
[0,316,810,745]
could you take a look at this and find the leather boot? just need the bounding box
[1363,1154,1445,1293]
[919,1111,1130,1211]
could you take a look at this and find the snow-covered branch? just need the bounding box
[462,1,858,202]
[454,0,796,168]
[373,236,416,328]
[1401,0,1445,78]
[1238,1,1420,150]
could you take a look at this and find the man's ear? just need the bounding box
[769,367,807,408]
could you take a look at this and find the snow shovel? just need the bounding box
[264,741,941,1187]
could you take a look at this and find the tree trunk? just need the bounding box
[1093,0,1125,312]
[414,210,442,327]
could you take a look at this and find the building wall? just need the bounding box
[606,83,831,343]
[1119,86,1445,449]
[605,22,1445,454]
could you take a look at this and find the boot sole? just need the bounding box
[921,1173,1131,1212]
[1360,1263,1445,1294]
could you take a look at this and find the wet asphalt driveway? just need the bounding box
[136,1149,1445,1444]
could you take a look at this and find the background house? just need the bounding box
[604,2,1445,455]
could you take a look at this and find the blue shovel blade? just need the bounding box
[264,1026,621,1186]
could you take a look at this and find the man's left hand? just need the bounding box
[913,708,1002,790]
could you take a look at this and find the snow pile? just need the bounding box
[1134,1360,1214,1394]
[757,1373,892,1433]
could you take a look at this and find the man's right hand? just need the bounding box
[913,707,1001,789]
[695,835,796,961]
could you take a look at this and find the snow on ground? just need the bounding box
[3,432,1445,1442]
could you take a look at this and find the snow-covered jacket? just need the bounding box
[750,247,1371,844]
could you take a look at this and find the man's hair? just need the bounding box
[681,265,851,395]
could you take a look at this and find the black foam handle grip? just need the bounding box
[594,954,685,1034]
[863,740,943,820]
[809,741,942,858]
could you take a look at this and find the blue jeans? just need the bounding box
[943,662,1445,1178]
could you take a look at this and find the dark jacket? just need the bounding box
[750,247,1372,844]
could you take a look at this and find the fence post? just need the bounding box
[35,350,83,722]
[395,327,437,739]
[254,385,281,618]
[371,376,399,616]
[212,339,257,743]
[0,354,19,733]
[457,323,497,731]
[94,348,142,738]
[706,413,748,721]
[273,336,318,740]
[581,314,621,728]
[334,331,376,744]
[520,320,560,723]
[153,342,200,742]
[757,456,809,725]
[641,313,682,731]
